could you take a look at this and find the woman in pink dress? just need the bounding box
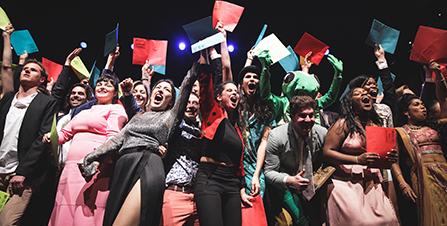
[44,74,127,226]
[322,85,399,225]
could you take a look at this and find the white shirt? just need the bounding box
[0,92,38,174]
[56,112,72,167]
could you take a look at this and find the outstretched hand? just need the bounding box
[258,50,273,68]
[300,51,313,73]
[65,48,82,65]
[215,21,226,38]
[2,23,14,37]
[327,54,343,78]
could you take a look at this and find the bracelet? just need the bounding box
[399,182,410,190]
[355,156,359,164]
[394,172,402,178]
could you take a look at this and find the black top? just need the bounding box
[201,118,243,165]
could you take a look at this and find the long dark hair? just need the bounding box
[150,79,176,111]
[214,81,248,147]
[339,87,382,138]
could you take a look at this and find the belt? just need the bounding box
[166,184,194,193]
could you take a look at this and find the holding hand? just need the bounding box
[240,188,253,207]
[386,149,398,163]
[42,132,51,144]
[8,175,26,195]
[374,44,385,61]
[142,60,155,80]
[258,50,273,68]
[2,23,14,37]
[215,21,226,38]
[158,143,168,159]
[301,51,313,73]
[286,170,310,191]
[65,48,82,66]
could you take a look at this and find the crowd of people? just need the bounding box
[0,14,446,226]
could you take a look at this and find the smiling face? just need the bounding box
[352,87,373,116]
[242,72,259,99]
[20,63,46,87]
[69,86,87,108]
[132,83,148,109]
[405,98,427,123]
[150,81,173,111]
[184,93,199,120]
[362,77,378,99]
[95,80,117,105]
[217,83,239,112]
[291,106,315,136]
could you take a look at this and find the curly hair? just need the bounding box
[339,87,382,138]
[63,83,93,112]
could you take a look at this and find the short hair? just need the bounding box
[63,83,92,112]
[23,59,49,94]
[95,74,119,92]
[289,95,316,116]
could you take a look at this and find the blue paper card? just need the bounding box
[365,19,400,54]
[183,16,218,45]
[104,23,119,57]
[377,72,396,94]
[10,30,39,55]
[279,46,300,72]
[190,32,225,53]
[151,65,166,75]
[254,24,268,47]
[89,60,101,86]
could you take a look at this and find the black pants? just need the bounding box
[194,162,241,226]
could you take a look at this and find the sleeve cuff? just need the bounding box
[210,53,221,60]
[283,176,289,190]
[375,59,388,70]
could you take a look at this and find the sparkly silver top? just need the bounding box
[83,63,199,176]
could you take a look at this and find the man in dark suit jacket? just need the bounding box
[0,59,58,225]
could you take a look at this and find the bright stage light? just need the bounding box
[179,42,186,51]
[80,42,87,49]
[228,45,234,53]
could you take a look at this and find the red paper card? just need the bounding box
[294,33,329,66]
[212,0,244,32]
[132,38,168,66]
[410,26,447,64]
[42,57,63,82]
[366,126,395,169]
[420,32,447,64]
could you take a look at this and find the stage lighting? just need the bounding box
[179,42,186,50]
[325,49,330,56]
[80,42,87,49]
[130,43,134,50]
[228,45,234,53]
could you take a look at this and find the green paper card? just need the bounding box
[50,113,59,169]
[0,190,9,212]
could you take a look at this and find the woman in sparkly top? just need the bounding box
[79,63,198,226]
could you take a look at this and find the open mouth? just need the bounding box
[369,89,378,97]
[230,95,238,104]
[154,94,163,104]
[248,83,256,90]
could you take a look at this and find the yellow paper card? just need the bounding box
[0,190,10,213]
[70,56,90,80]
[0,7,10,31]
[253,33,291,64]
[50,113,59,170]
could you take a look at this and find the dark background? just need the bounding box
[1,0,446,111]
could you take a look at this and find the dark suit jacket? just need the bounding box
[0,91,58,188]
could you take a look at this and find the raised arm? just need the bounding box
[374,44,396,109]
[1,23,14,98]
[215,22,232,82]
[244,47,254,67]
[104,46,120,71]
[119,78,144,119]
[141,60,155,93]
[316,54,343,109]
[51,48,82,106]
[429,60,447,118]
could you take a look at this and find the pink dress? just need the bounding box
[326,132,399,226]
[48,104,127,226]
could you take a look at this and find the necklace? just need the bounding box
[408,125,422,130]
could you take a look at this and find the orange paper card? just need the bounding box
[132,38,167,66]
[42,58,63,82]
[410,26,447,64]
[366,126,395,169]
[212,0,244,32]
[294,33,329,66]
